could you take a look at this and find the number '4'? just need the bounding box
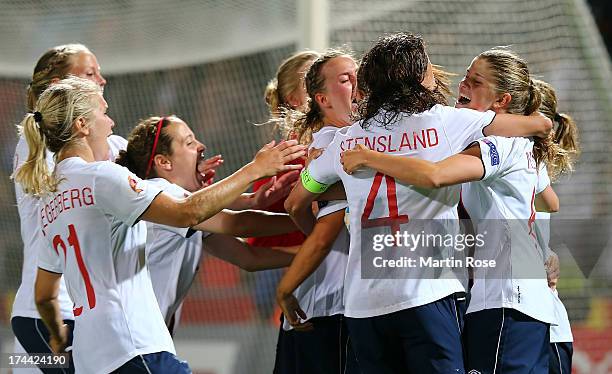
[361,172,409,235]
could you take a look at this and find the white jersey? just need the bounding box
[307,105,495,318]
[37,158,175,374]
[146,178,206,329]
[283,126,349,330]
[462,136,556,324]
[535,165,573,342]
[11,134,127,321]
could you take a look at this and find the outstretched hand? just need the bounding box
[197,154,224,187]
[251,140,306,178]
[251,170,300,209]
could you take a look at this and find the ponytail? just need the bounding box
[524,79,542,116]
[14,76,101,196]
[13,114,58,195]
[264,78,281,116]
[532,79,581,181]
[547,112,580,180]
[290,101,325,145]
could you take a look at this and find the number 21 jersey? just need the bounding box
[37,157,174,374]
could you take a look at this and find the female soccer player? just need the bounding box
[250,51,320,321]
[273,50,359,374]
[115,115,300,333]
[340,47,573,373]
[14,77,305,373]
[285,33,552,374]
[11,43,126,373]
[533,79,579,374]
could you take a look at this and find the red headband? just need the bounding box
[144,117,166,178]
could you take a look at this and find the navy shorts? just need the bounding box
[549,342,572,374]
[464,308,549,374]
[11,316,75,374]
[112,351,191,373]
[273,314,359,374]
[345,294,466,374]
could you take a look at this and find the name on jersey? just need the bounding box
[339,128,439,152]
[40,187,94,236]
[526,151,536,170]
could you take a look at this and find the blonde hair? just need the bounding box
[27,44,91,112]
[533,79,580,181]
[262,51,320,139]
[290,49,355,145]
[265,50,321,116]
[14,77,101,196]
[477,48,567,170]
[477,48,541,116]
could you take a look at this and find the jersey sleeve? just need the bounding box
[316,200,348,219]
[537,163,551,194]
[439,106,496,152]
[37,241,64,274]
[107,135,128,161]
[93,163,163,227]
[306,140,341,189]
[147,180,191,237]
[475,136,513,182]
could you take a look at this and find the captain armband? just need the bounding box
[300,168,329,194]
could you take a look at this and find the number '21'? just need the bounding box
[52,224,96,316]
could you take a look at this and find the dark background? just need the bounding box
[587,0,612,56]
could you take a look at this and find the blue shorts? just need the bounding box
[11,316,75,374]
[273,314,359,374]
[345,294,466,374]
[464,308,549,374]
[549,342,572,374]
[112,351,191,373]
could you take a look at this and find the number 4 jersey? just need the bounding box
[307,105,495,318]
[37,157,175,374]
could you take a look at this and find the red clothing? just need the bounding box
[247,157,306,247]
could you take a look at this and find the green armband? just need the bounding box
[300,168,329,194]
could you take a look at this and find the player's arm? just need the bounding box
[202,234,294,271]
[192,209,297,237]
[142,140,305,227]
[535,185,559,213]
[484,112,552,138]
[276,210,346,330]
[34,269,69,353]
[284,181,321,235]
[318,181,346,201]
[341,144,484,188]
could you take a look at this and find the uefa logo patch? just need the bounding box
[128,175,143,193]
[481,138,499,166]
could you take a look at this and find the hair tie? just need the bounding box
[553,113,562,122]
[33,111,43,123]
[144,117,166,178]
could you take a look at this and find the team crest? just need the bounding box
[468,370,482,374]
[128,175,143,193]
